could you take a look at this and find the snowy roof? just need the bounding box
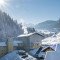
[17,32,44,37]
[0,50,36,60]
[0,42,6,46]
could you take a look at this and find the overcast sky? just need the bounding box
[3,0,60,24]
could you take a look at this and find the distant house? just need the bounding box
[17,32,45,51]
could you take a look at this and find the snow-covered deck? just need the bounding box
[0,50,37,60]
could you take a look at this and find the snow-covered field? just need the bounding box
[42,32,60,45]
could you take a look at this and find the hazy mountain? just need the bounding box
[35,20,60,32]
[0,10,23,39]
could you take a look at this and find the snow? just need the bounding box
[41,32,60,60]
[29,49,39,56]
[0,42,6,46]
[0,50,37,60]
[45,44,60,60]
[0,11,23,38]
[38,52,46,58]
[36,29,53,35]
[40,30,51,34]
[17,32,36,37]
[29,45,55,59]
[56,32,60,37]
[13,41,23,46]
[0,51,22,60]
[42,36,60,45]
[29,47,46,56]
[17,32,44,38]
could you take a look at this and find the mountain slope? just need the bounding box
[0,11,23,39]
[35,20,60,32]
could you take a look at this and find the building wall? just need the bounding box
[17,37,30,51]
[29,34,44,49]
[23,37,30,51]
[17,34,44,51]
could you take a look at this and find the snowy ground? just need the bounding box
[45,44,60,60]
[42,32,60,60]
[42,32,60,45]
[0,50,37,60]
